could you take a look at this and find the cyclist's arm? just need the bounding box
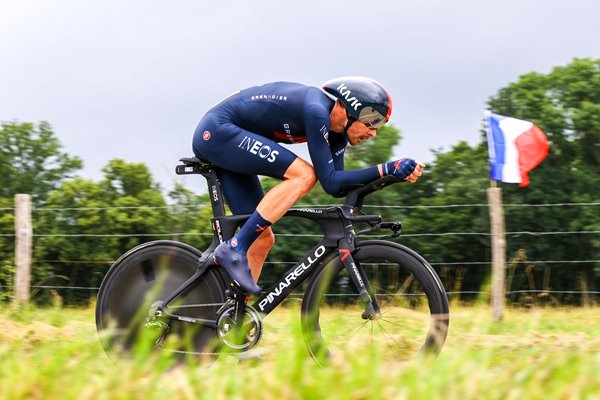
[304,103,380,196]
[328,130,347,171]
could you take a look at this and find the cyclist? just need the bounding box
[192,77,424,294]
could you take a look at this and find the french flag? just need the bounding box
[485,112,549,187]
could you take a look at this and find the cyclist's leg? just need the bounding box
[256,157,317,222]
[193,116,317,223]
[247,229,275,281]
[216,169,275,281]
[193,117,316,291]
[216,169,264,215]
[193,116,297,178]
[216,160,317,281]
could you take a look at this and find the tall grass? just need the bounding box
[1,304,599,399]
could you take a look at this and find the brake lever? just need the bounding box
[356,221,402,238]
[379,222,402,239]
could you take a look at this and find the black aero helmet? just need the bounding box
[322,76,392,129]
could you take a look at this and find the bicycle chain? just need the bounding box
[160,301,259,356]
[163,349,220,356]
[153,302,226,356]
[167,302,225,310]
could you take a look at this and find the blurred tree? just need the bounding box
[397,141,491,297]
[0,121,82,300]
[344,124,402,168]
[488,58,600,298]
[0,197,15,299]
[33,178,115,303]
[168,183,213,251]
[0,121,82,203]
[34,160,172,304]
[383,58,600,300]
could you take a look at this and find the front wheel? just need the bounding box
[301,241,449,364]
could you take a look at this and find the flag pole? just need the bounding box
[487,179,506,321]
[485,111,548,321]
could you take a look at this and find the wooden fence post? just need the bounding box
[487,186,506,322]
[14,194,32,305]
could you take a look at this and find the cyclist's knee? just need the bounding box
[285,159,317,195]
[299,168,317,196]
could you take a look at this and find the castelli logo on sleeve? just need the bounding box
[203,131,211,140]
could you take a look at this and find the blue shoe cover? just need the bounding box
[214,242,261,294]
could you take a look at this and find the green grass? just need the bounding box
[0,304,599,399]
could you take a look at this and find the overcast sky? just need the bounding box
[1,0,599,194]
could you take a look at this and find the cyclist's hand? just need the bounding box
[406,160,425,183]
[383,159,425,183]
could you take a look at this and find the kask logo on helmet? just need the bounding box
[323,76,391,130]
[336,83,362,111]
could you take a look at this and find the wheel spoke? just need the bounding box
[376,321,402,349]
[379,318,404,328]
[303,243,448,362]
[349,319,370,341]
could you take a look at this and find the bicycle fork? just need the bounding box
[338,241,381,320]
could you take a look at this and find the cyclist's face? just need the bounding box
[347,120,377,145]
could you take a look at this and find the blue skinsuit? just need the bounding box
[192,82,379,214]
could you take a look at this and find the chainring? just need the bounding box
[216,302,263,352]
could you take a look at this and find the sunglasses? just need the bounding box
[361,115,388,129]
[347,112,388,130]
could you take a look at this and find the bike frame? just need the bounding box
[254,207,365,315]
[158,158,402,326]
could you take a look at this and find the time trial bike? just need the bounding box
[95,156,449,364]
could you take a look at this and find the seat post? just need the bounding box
[176,156,227,218]
[201,168,227,218]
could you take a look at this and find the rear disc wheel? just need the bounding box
[95,241,227,362]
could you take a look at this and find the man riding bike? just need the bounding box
[192,77,424,294]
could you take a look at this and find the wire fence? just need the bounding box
[16,260,600,266]
[2,201,600,212]
[2,201,599,298]
[1,286,599,299]
[1,258,598,296]
[0,201,598,238]
[3,230,600,238]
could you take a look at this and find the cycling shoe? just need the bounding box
[214,242,262,295]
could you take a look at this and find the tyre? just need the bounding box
[301,241,449,364]
[95,241,227,361]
